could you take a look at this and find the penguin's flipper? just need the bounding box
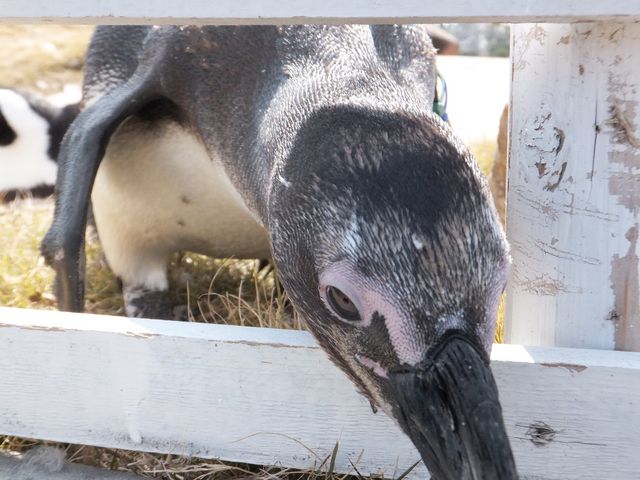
[41,75,159,313]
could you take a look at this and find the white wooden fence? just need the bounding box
[1,2,640,479]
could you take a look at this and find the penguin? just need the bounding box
[0,88,79,201]
[42,25,517,478]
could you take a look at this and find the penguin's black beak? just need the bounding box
[387,331,518,480]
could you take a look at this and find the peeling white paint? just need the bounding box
[506,23,640,351]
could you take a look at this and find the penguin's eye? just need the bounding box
[326,285,361,321]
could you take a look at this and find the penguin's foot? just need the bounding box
[123,285,177,320]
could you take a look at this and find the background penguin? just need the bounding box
[0,88,79,201]
[42,25,517,478]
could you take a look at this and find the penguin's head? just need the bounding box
[269,106,516,479]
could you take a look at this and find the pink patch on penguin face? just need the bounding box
[319,261,426,366]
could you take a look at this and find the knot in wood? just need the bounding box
[525,421,557,446]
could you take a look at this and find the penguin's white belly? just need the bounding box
[92,117,271,288]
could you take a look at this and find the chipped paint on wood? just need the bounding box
[608,168,640,214]
[610,225,640,350]
[540,363,588,373]
[517,271,584,296]
[607,78,640,214]
[506,23,640,351]
[608,103,640,148]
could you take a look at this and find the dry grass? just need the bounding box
[0,200,55,309]
[0,24,504,478]
[0,25,91,93]
[468,137,506,343]
[469,138,497,177]
[0,199,298,328]
[0,436,384,480]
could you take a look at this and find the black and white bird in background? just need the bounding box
[0,87,78,201]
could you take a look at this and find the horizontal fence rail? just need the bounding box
[0,0,639,24]
[1,307,640,480]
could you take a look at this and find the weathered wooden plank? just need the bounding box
[1,307,639,479]
[0,0,639,24]
[505,23,640,351]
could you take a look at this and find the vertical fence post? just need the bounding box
[505,23,640,351]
